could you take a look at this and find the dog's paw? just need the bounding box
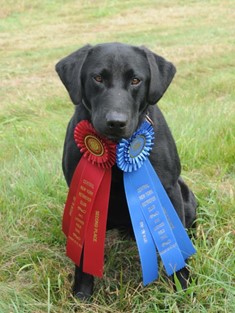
[74,290,92,301]
[172,266,190,291]
[72,271,94,301]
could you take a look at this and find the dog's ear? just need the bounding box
[55,44,91,105]
[142,47,176,105]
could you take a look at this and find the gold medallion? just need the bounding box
[84,135,104,156]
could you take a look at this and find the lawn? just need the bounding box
[0,0,234,312]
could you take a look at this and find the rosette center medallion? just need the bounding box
[129,135,146,158]
[84,135,104,156]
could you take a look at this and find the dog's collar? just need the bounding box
[82,99,92,113]
[145,113,154,126]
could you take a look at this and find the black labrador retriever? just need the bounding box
[55,42,197,299]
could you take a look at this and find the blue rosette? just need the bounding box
[116,121,154,172]
[116,120,196,286]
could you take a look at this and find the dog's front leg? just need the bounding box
[72,249,94,300]
[166,182,192,290]
[73,264,94,300]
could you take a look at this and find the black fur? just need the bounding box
[56,42,196,299]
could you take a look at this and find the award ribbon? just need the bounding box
[116,121,196,285]
[63,120,116,277]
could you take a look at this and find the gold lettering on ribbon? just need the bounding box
[69,196,76,216]
[83,179,94,190]
[70,179,95,246]
[78,192,91,202]
[68,235,80,246]
[93,211,100,242]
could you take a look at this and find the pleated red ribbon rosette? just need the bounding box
[62,120,116,277]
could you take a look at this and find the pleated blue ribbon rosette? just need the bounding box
[116,120,196,286]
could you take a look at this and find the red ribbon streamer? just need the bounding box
[62,121,116,277]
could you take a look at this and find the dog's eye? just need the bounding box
[131,78,141,86]
[93,75,103,83]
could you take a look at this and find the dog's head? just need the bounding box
[56,43,176,141]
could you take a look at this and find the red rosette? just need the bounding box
[74,120,116,168]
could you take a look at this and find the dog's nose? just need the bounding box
[106,112,127,131]
[107,120,127,130]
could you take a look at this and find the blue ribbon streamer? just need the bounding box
[124,173,158,286]
[116,120,196,284]
[144,160,196,260]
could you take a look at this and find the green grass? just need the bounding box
[0,0,234,312]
